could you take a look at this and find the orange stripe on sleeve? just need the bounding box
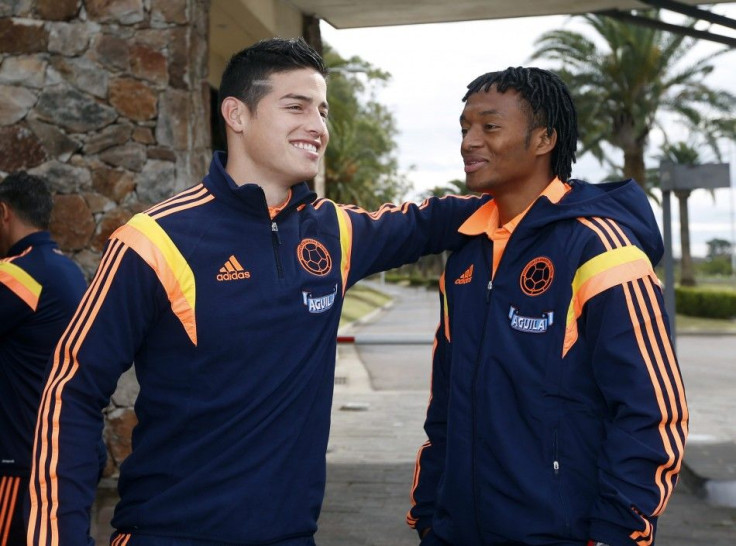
[440,274,450,342]
[144,184,207,215]
[150,193,215,220]
[1,476,21,546]
[111,214,197,346]
[577,217,613,251]
[29,240,128,546]
[332,203,353,296]
[631,277,687,515]
[629,512,654,546]
[621,276,686,517]
[563,246,656,357]
[406,440,431,527]
[0,261,42,310]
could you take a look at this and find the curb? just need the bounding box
[335,296,396,394]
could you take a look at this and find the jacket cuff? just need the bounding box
[414,519,432,538]
[589,519,647,546]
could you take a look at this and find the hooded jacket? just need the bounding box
[29,151,485,546]
[408,179,687,546]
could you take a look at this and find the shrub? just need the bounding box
[698,257,733,277]
[675,286,736,319]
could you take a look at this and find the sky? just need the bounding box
[320,4,736,258]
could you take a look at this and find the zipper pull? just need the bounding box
[553,460,560,474]
[486,280,493,302]
[271,221,281,245]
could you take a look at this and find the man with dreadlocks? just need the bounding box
[406,67,687,546]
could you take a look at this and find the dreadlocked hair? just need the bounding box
[463,67,577,182]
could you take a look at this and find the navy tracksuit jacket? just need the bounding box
[1,232,87,543]
[408,179,687,546]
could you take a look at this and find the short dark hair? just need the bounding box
[0,171,53,229]
[463,67,578,182]
[218,37,328,118]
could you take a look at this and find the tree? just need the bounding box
[529,11,736,193]
[702,238,733,276]
[323,44,410,209]
[421,179,475,198]
[706,238,733,260]
[658,142,702,285]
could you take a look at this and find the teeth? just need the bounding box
[293,142,317,152]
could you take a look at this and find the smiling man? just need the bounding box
[28,38,484,546]
[407,67,687,546]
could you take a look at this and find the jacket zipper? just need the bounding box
[271,221,283,278]
[553,429,571,531]
[472,239,494,540]
[260,189,286,279]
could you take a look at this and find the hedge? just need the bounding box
[675,287,736,319]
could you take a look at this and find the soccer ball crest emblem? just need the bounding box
[297,238,332,276]
[520,257,554,296]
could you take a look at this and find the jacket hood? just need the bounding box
[527,179,664,265]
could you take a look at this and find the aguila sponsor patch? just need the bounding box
[508,306,554,333]
[302,284,338,313]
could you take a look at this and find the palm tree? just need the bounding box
[529,11,736,191]
[658,142,701,286]
[421,179,474,199]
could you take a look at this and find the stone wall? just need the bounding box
[0,0,211,279]
[0,0,212,477]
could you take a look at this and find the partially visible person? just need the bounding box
[28,38,484,545]
[407,67,687,546]
[0,171,88,545]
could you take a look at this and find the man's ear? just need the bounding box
[535,127,558,156]
[221,97,248,134]
[0,202,10,223]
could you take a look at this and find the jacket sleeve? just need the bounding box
[0,262,37,336]
[575,233,688,546]
[27,240,167,546]
[407,274,452,536]
[330,195,486,288]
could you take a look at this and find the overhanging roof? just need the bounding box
[287,0,735,29]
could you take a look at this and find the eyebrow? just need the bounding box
[280,93,329,110]
[460,109,503,124]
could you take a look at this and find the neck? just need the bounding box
[3,226,41,257]
[493,175,555,225]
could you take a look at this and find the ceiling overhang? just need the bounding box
[286,0,735,29]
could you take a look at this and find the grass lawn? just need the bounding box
[675,314,736,333]
[339,284,392,328]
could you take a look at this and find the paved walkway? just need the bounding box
[317,282,736,545]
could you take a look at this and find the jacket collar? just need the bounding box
[203,151,317,218]
[6,231,55,258]
[459,178,570,237]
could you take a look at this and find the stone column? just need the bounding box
[0,0,211,278]
[0,0,211,479]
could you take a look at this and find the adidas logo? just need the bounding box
[216,255,251,281]
[455,264,473,285]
